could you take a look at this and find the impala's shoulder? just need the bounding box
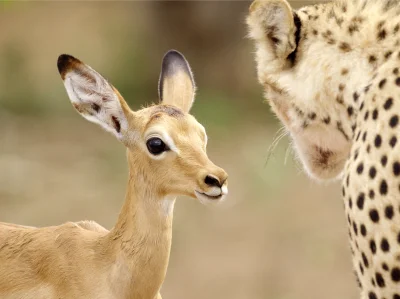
[49,221,108,239]
[74,220,108,233]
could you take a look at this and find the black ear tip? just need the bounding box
[57,54,80,79]
[161,49,191,75]
[57,54,74,73]
[159,49,194,101]
[164,49,184,59]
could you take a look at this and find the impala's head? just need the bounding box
[247,0,380,180]
[57,50,228,203]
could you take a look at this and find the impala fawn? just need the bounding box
[0,50,228,299]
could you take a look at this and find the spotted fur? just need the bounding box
[247,0,400,298]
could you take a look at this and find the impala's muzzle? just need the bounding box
[195,169,228,204]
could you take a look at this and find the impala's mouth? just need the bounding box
[195,191,223,200]
[194,186,228,205]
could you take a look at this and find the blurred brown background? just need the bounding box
[0,1,357,299]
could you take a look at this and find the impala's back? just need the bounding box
[0,222,110,298]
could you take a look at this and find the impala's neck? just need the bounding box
[106,152,176,299]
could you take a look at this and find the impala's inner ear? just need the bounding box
[158,50,196,113]
[57,54,132,142]
[248,0,297,60]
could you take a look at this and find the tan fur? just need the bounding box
[0,51,228,299]
[160,72,195,113]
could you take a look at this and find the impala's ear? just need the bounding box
[247,0,297,60]
[57,54,133,142]
[158,50,196,113]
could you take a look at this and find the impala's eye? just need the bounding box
[146,137,168,155]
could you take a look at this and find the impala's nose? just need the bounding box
[195,169,228,203]
[204,175,222,188]
[203,168,228,188]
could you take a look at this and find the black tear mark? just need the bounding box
[337,121,350,141]
[111,116,121,133]
[91,103,101,113]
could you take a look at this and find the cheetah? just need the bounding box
[247,0,400,298]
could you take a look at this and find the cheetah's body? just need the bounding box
[247,0,400,298]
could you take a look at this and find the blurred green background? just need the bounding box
[0,1,357,299]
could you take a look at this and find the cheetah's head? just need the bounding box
[247,0,380,180]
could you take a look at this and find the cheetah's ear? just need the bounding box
[247,0,297,60]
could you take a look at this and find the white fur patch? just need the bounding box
[160,131,179,154]
[160,196,176,216]
[221,185,228,195]
[205,186,222,197]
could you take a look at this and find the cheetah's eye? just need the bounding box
[146,137,169,155]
